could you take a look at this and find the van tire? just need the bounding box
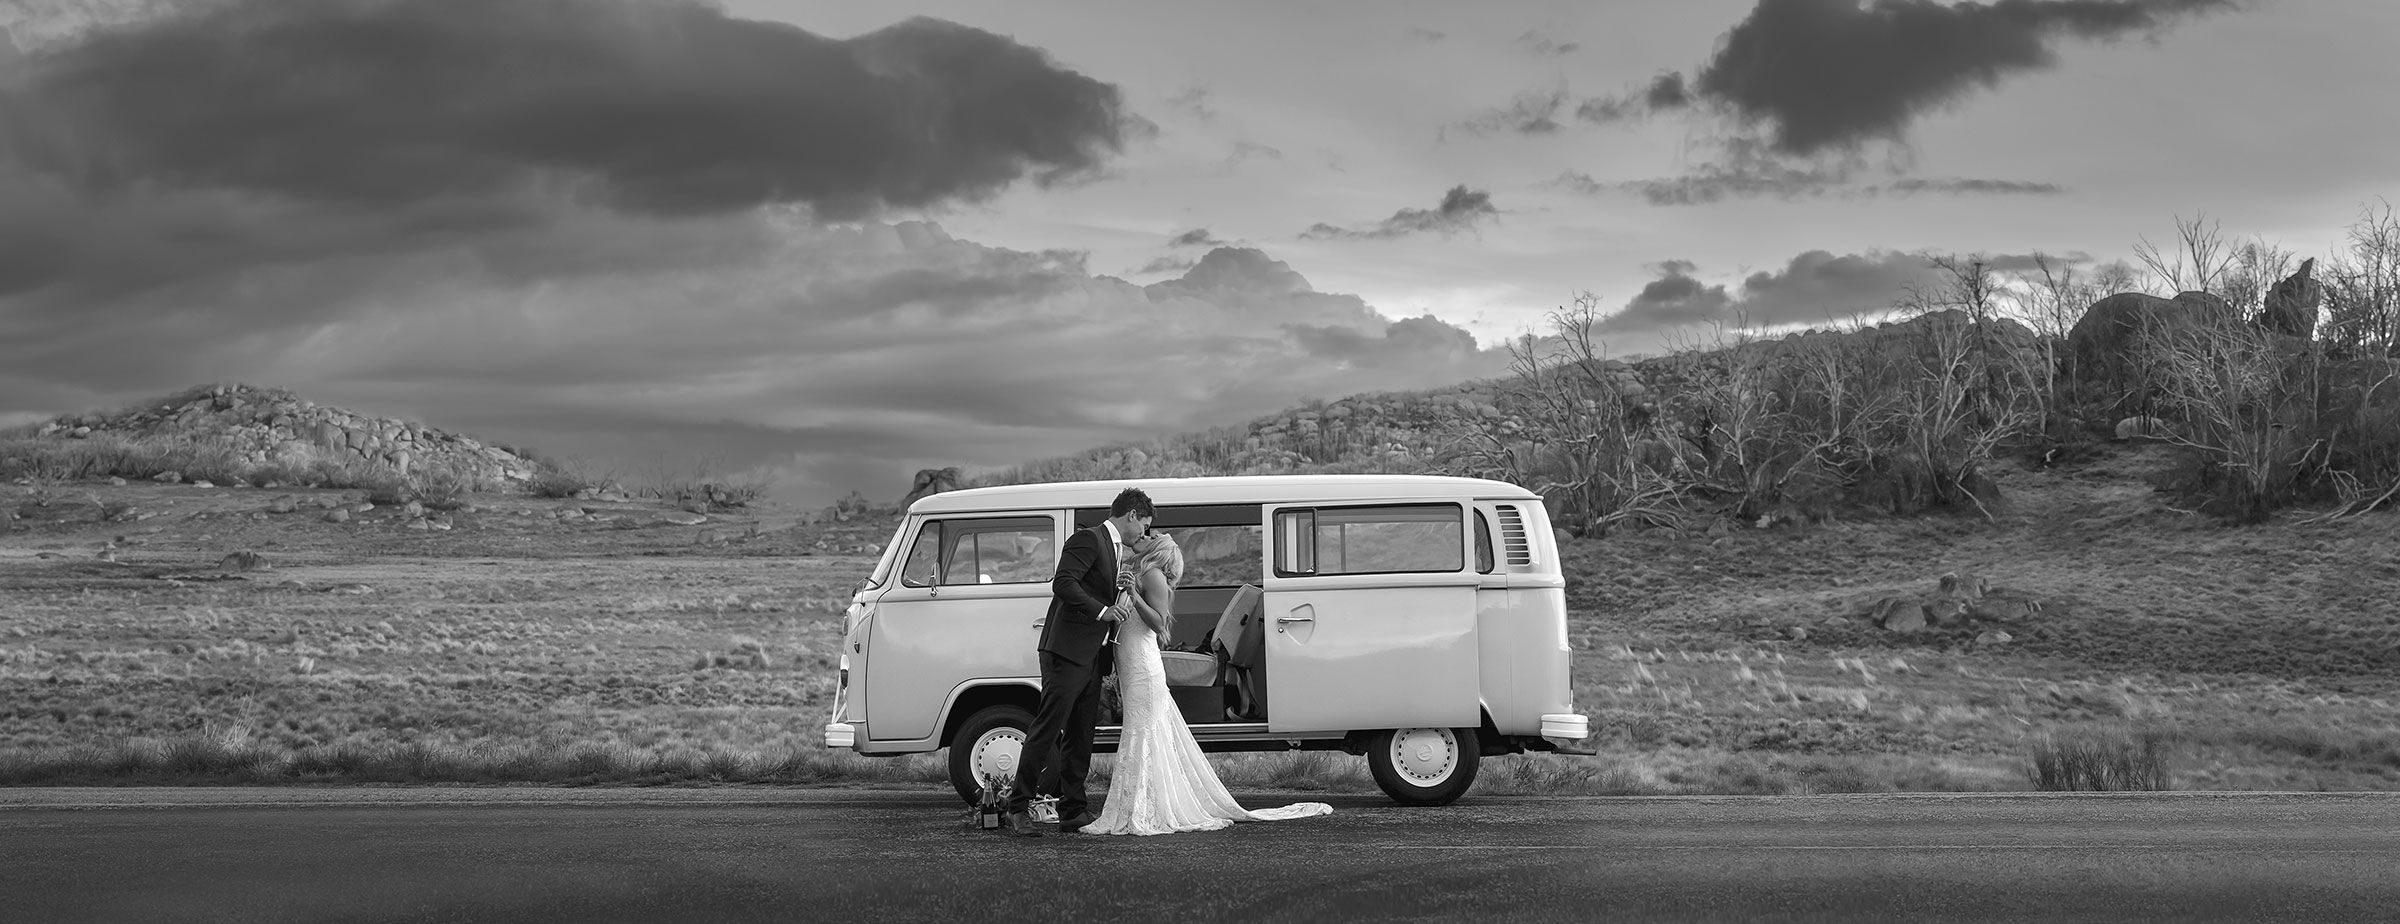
[1366,726,1481,806]
[946,704,1034,806]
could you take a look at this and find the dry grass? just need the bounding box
[8,440,2400,795]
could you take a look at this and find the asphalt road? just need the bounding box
[5,787,2399,923]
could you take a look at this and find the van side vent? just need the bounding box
[1495,505,1533,566]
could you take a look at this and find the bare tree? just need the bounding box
[2221,237,2296,321]
[2324,198,2400,357]
[1436,295,1687,534]
[2134,213,2237,298]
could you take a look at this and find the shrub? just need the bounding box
[2028,727,2176,791]
[408,465,481,511]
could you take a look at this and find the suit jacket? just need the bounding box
[1040,525,1121,667]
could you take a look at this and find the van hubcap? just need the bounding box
[1389,728,1458,785]
[972,728,1025,784]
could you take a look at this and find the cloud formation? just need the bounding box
[1515,31,1580,56]
[1300,186,1500,240]
[1448,88,1570,138]
[0,3,1518,505]
[1550,139,2067,205]
[1168,228,1229,248]
[2,214,1512,503]
[0,0,1136,285]
[1598,250,1966,334]
[1580,0,2235,154]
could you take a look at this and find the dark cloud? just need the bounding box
[1300,186,1500,241]
[1515,31,1580,56]
[1884,177,2064,196]
[1582,0,2236,154]
[1168,228,1228,248]
[1448,88,1569,138]
[2,0,1133,226]
[0,226,1511,506]
[1597,264,1735,333]
[1406,28,1447,43]
[1617,154,1855,205]
[1577,72,1692,123]
[1554,139,2067,204]
[1600,250,1965,334]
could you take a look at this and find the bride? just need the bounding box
[1080,531,1332,836]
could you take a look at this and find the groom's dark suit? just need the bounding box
[1007,523,1121,820]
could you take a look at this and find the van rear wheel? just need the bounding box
[1366,726,1480,806]
[946,705,1034,806]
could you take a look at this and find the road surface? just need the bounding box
[4,787,2397,922]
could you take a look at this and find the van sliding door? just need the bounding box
[1259,501,1480,733]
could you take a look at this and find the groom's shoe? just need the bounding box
[1057,810,1099,834]
[999,810,1044,838]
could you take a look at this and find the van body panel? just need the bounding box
[1476,586,1574,734]
[863,580,1047,741]
[1260,580,1481,731]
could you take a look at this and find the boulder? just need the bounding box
[899,466,962,508]
[2114,416,2172,441]
[2067,290,2238,390]
[1878,599,1927,633]
[218,551,268,571]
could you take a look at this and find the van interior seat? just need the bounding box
[1212,584,1267,720]
[1144,583,1267,719]
[1163,586,1238,650]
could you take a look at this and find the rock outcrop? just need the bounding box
[899,466,962,507]
[2259,258,2323,339]
[1855,572,2041,634]
[2066,291,2238,389]
[33,383,536,487]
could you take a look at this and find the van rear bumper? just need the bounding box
[823,722,857,749]
[1539,713,1597,755]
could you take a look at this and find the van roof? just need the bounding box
[908,474,1541,515]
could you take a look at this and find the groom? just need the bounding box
[1002,487,1153,836]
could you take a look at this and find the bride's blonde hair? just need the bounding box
[1139,533,1184,586]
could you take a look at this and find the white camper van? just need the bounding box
[823,474,1593,806]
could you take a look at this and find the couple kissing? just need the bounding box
[1000,487,1331,836]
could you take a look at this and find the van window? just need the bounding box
[899,516,1056,586]
[1473,510,1495,575]
[1274,504,1463,576]
[1167,524,1263,587]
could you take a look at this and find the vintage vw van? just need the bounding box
[822,474,1593,806]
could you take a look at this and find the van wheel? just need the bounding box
[1366,726,1480,806]
[946,705,1034,806]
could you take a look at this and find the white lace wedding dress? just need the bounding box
[1081,593,1332,836]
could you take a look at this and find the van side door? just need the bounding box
[1259,501,1481,733]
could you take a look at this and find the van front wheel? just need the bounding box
[1366,726,1481,806]
[946,705,1034,806]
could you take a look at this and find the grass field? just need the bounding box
[6,441,2400,796]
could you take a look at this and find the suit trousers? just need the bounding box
[1007,647,1110,816]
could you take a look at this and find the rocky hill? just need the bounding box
[23,382,539,488]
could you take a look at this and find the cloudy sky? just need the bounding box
[2,0,2394,505]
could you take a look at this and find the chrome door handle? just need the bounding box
[1275,615,1314,625]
